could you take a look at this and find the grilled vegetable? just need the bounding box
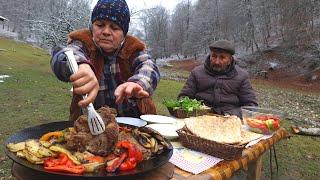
[7,142,25,152]
[49,145,80,165]
[39,140,52,148]
[23,149,43,164]
[106,153,127,173]
[246,115,281,134]
[6,139,54,164]
[119,157,137,171]
[25,140,43,158]
[38,146,54,157]
[132,127,171,155]
[114,141,143,171]
[40,131,64,142]
[44,153,85,174]
[16,151,25,158]
[83,162,104,172]
[85,155,105,164]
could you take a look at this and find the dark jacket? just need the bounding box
[178,56,258,118]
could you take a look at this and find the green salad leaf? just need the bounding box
[163,97,206,112]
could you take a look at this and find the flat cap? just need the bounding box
[209,40,235,55]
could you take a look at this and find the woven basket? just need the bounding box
[167,108,211,119]
[176,127,245,160]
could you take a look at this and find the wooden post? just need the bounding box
[247,155,263,180]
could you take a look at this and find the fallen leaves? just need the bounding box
[0,156,7,163]
[306,154,316,160]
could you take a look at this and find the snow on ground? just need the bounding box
[0,28,18,39]
[156,54,207,67]
[0,75,10,83]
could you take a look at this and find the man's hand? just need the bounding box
[70,64,99,107]
[114,82,149,104]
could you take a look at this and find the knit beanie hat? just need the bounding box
[91,0,130,35]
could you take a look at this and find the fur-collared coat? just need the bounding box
[67,29,157,121]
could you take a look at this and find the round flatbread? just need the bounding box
[185,115,242,144]
[238,129,263,145]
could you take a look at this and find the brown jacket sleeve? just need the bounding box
[178,71,197,99]
[238,76,258,106]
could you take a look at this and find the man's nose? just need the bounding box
[212,57,221,64]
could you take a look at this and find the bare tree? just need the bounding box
[142,6,170,59]
[0,0,91,47]
[169,1,191,58]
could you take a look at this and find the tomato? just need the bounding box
[256,115,280,121]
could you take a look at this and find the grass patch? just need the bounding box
[153,79,184,115]
[0,38,319,179]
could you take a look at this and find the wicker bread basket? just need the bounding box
[176,126,245,160]
[168,108,212,119]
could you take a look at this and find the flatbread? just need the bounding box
[238,129,263,145]
[184,115,242,144]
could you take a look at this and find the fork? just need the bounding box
[64,49,106,135]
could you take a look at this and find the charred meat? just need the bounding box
[65,107,119,156]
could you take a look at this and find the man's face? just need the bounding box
[210,50,232,71]
[92,19,124,53]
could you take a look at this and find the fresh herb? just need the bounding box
[163,97,206,112]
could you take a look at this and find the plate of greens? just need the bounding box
[163,97,211,118]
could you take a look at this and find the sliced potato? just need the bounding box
[16,151,26,158]
[23,149,43,164]
[35,161,44,164]
[25,140,40,153]
[7,142,26,152]
[25,139,43,158]
[74,151,95,163]
[49,145,80,165]
[39,140,51,148]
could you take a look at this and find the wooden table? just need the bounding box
[171,128,289,180]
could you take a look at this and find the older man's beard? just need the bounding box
[210,63,230,72]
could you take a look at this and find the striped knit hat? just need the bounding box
[91,0,130,35]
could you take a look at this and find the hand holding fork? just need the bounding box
[64,49,105,135]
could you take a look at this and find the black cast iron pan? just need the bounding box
[4,121,173,180]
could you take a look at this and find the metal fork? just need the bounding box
[64,49,105,135]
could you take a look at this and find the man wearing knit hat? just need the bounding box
[51,0,160,120]
[178,40,258,118]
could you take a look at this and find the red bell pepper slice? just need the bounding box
[119,158,137,171]
[116,141,143,162]
[85,156,105,163]
[115,141,143,171]
[44,153,85,174]
[44,165,85,174]
[106,152,127,173]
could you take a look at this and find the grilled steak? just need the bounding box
[65,107,119,156]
